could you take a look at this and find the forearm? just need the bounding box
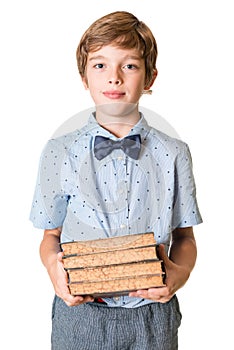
[169,227,197,274]
[39,228,94,306]
[39,228,62,273]
[129,227,197,302]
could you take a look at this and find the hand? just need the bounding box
[129,244,191,303]
[48,251,94,307]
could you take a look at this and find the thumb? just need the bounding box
[156,244,170,265]
[57,251,64,263]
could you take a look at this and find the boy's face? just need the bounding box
[83,45,148,112]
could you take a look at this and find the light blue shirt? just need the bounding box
[30,113,202,308]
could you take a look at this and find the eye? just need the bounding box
[123,64,137,70]
[94,63,104,69]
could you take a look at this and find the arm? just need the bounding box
[169,226,197,279]
[40,228,94,306]
[129,226,197,303]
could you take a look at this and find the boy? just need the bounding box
[30,11,202,350]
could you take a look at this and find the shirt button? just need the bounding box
[120,224,126,229]
[114,297,120,301]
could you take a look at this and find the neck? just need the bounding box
[95,103,140,138]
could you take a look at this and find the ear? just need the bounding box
[82,76,89,90]
[144,69,158,90]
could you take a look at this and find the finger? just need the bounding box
[57,251,64,262]
[83,295,95,303]
[129,288,161,298]
[129,289,173,304]
[129,289,151,298]
[147,287,168,298]
[64,294,84,306]
[66,295,94,307]
[129,287,167,299]
[156,296,172,304]
[156,244,168,261]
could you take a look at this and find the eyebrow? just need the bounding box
[88,54,142,61]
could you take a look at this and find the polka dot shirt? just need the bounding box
[30,113,202,307]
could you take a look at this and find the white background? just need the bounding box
[1,0,233,349]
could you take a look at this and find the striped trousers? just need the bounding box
[51,295,182,350]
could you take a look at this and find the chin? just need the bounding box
[96,102,138,117]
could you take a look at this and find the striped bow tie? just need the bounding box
[94,134,141,160]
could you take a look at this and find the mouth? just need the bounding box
[102,90,126,100]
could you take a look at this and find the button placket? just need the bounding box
[123,156,131,233]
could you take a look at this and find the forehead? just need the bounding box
[87,45,143,61]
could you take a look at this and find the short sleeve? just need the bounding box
[29,138,70,229]
[172,143,202,229]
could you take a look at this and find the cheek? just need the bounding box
[132,80,145,96]
[132,74,145,90]
[88,74,102,89]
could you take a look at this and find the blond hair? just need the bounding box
[76,11,158,87]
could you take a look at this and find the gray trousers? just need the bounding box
[51,295,182,350]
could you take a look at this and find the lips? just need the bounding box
[102,90,125,99]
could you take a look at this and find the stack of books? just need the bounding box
[61,232,165,297]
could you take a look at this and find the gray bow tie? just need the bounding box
[94,134,141,160]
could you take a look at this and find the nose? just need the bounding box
[108,68,122,85]
[108,78,121,85]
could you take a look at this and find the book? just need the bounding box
[61,232,157,255]
[62,245,158,269]
[67,259,164,282]
[69,274,165,297]
[60,232,165,296]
